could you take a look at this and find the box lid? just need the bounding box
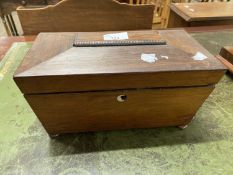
[14,30,225,94]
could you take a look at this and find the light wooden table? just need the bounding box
[167,2,233,28]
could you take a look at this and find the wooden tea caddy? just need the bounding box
[14,30,225,136]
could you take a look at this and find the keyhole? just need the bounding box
[117,95,127,102]
[21,1,27,5]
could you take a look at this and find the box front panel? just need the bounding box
[25,86,214,134]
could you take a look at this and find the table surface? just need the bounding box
[170,2,233,22]
[0,36,36,61]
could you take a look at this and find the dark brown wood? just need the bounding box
[170,2,233,22]
[189,20,233,27]
[184,25,233,33]
[220,46,233,65]
[0,0,61,36]
[0,0,60,14]
[218,46,233,73]
[167,10,188,28]
[13,29,226,134]
[14,30,225,94]
[168,2,233,28]
[0,36,36,61]
[16,0,155,35]
[216,55,233,73]
[25,86,214,134]
[14,70,225,94]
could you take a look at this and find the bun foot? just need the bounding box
[178,125,188,129]
[49,134,59,139]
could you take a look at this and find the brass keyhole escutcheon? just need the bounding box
[117,95,127,102]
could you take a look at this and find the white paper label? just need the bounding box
[103,32,128,40]
[141,53,158,63]
[192,52,208,61]
[160,55,169,59]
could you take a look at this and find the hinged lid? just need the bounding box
[14,30,225,94]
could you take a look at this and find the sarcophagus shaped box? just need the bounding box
[14,30,225,136]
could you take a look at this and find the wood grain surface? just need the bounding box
[170,2,233,22]
[12,29,227,134]
[14,30,226,94]
[216,55,233,73]
[25,85,214,134]
[17,0,154,35]
[220,46,233,64]
[0,36,36,61]
[184,25,233,33]
[168,2,233,28]
[0,0,48,14]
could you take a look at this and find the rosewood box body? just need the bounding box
[14,30,225,135]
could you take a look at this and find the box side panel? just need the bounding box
[25,85,214,134]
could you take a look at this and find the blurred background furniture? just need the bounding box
[122,0,232,28]
[128,0,171,28]
[0,0,185,35]
[0,25,233,175]
[17,0,155,35]
[167,2,233,28]
[0,0,61,36]
[218,46,233,73]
